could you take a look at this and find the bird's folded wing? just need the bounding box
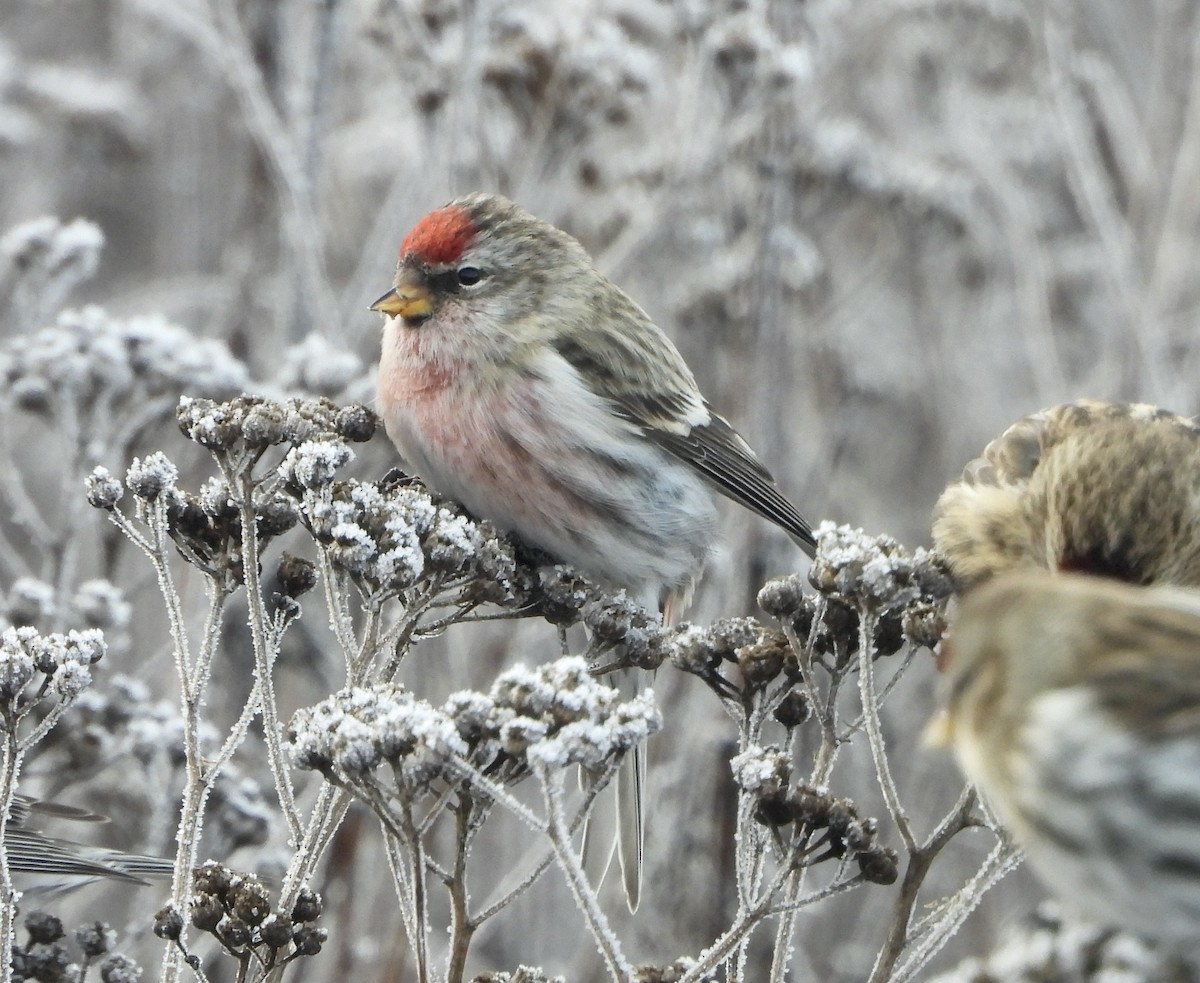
[550,331,815,555]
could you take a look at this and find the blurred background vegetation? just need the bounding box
[2,0,1198,980]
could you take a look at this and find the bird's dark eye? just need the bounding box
[457,266,486,286]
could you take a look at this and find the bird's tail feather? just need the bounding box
[615,668,644,912]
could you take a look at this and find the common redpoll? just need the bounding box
[373,192,816,908]
[932,571,1200,944]
[933,400,1200,591]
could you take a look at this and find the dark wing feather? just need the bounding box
[645,410,816,556]
[551,328,816,556]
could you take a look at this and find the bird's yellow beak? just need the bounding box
[370,281,434,319]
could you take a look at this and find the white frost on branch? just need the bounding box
[278,439,354,490]
[730,745,791,795]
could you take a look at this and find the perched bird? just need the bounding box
[933,400,1200,591]
[931,571,1200,944]
[372,192,816,908]
[7,795,173,897]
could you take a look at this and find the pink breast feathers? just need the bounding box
[378,324,459,405]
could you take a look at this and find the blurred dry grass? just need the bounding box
[3,0,1200,980]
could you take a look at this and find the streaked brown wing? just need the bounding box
[1089,594,1200,737]
[550,328,815,554]
[645,410,816,555]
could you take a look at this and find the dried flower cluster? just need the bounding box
[155,863,324,976]
[0,625,104,729]
[289,657,661,791]
[176,394,376,454]
[733,745,898,885]
[294,475,523,604]
[12,911,142,983]
[0,305,248,417]
[928,905,1197,983]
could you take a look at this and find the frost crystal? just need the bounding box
[279,439,354,490]
[730,745,790,795]
[288,685,468,789]
[126,452,179,501]
[810,522,922,610]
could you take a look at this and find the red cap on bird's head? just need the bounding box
[400,204,476,266]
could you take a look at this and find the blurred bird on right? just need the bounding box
[933,400,1200,591]
[931,571,1200,944]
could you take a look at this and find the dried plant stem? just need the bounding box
[278,784,352,913]
[235,471,301,841]
[867,787,988,983]
[0,735,24,983]
[891,836,1023,983]
[444,799,477,983]
[315,543,359,669]
[856,613,916,853]
[767,864,805,983]
[473,777,607,922]
[678,863,794,983]
[537,764,633,982]
[123,498,210,983]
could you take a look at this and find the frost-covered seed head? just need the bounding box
[730,745,790,796]
[51,657,93,700]
[5,577,56,627]
[153,904,184,941]
[1,216,61,270]
[0,628,36,699]
[757,574,809,619]
[335,405,377,442]
[230,876,270,926]
[291,887,322,924]
[288,685,468,789]
[85,466,123,510]
[292,925,326,956]
[668,617,761,678]
[239,403,287,447]
[126,452,179,501]
[256,494,299,539]
[736,632,792,688]
[217,916,251,948]
[773,689,811,729]
[902,601,947,650]
[74,921,115,958]
[72,580,131,630]
[24,911,65,944]
[258,915,291,949]
[280,439,353,490]
[198,478,234,519]
[810,523,922,611]
[536,566,591,626]
[858,846,899,885]
[276,553,318,599]
[98,952,142,983]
